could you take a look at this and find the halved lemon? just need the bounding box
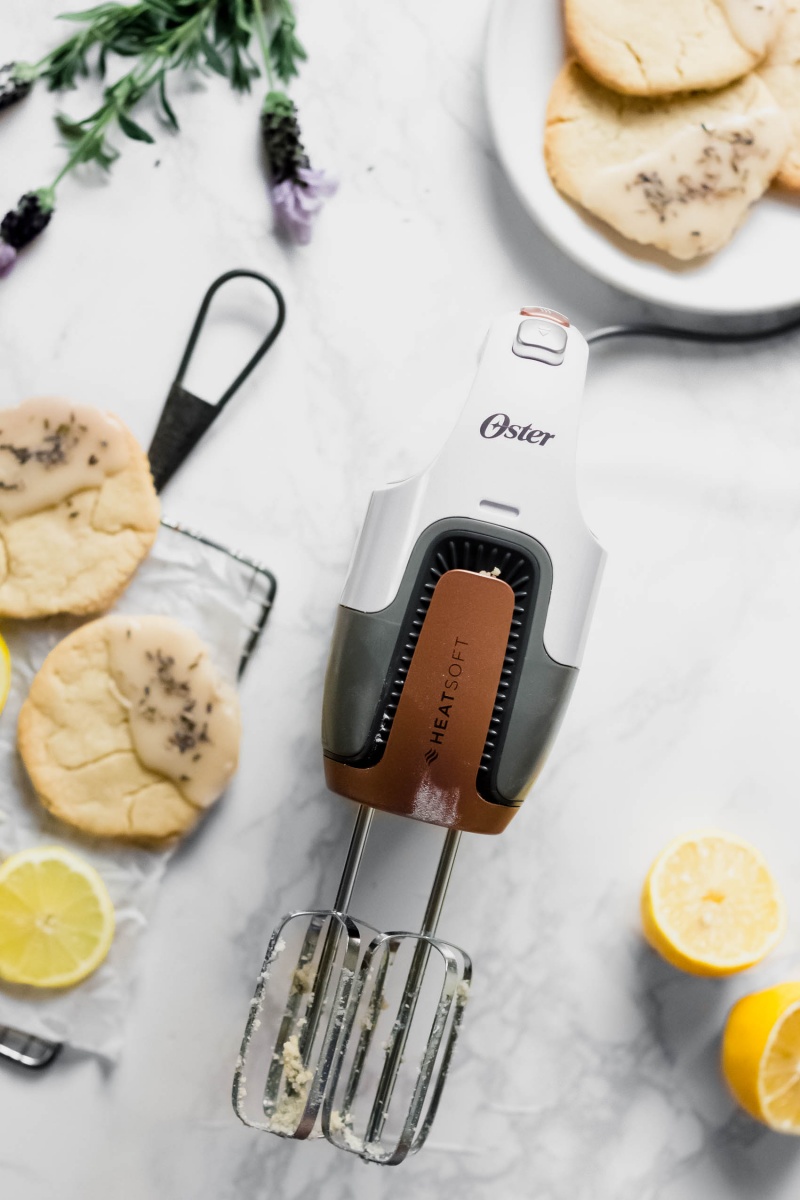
[723,983,800,1133]
[0,845,115,988]
[0,632,11,717]
[641,830,785,977]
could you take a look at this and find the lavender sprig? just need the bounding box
[252,0,335,245]
[0,0,323,274]
[260,92,336,244]
[0,1,237,277]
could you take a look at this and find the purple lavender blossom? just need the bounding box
[0,242,16,279]
[270,166,337,245]
[261,91,336,245]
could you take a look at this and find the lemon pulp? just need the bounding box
[641,830,785,976]
[760,1001,800,1130]
[0,845,115,988]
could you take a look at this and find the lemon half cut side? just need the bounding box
[0,844,115,988]
[641,830,785,977]
[723,983,800,1133]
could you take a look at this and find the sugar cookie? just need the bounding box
[545,62,789,260]
[18,615,241,844]
[565,0,783,96]
[0,397,159,618]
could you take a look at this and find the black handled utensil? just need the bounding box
[148,269,286,491]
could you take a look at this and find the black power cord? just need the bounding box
[587,310,800,346]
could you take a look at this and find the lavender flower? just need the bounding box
[1,191,54,248]
[261,90,336,244]
[0,190,55,280]
[271,166,337,245]
[0,63,32,112]
[0,242,16,278]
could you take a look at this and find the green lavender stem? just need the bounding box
[47,4,218,195]
[251,0,275,87]
[17,3,159,90]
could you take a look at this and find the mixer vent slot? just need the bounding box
[362,531,538,803]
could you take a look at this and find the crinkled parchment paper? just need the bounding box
[0,522,271,1059]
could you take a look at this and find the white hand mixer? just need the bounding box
[233,307,605,1164]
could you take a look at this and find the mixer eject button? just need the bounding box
[513,318,568,365]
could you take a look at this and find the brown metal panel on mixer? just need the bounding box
[324,569,518,835]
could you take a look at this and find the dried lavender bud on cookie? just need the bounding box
[18,615,241,844]
[544,62,789,261]
[0,397,159,617]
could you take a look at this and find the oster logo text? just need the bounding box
[479,413,555,445]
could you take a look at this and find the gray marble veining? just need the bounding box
[2,0,800,1196]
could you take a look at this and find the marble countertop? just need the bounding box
[3,1,800,1197]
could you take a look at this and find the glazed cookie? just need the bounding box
[0,397,160,618]
[759,3,800,188]
[565,0,784,96]
[544,62,789,260]
[18,615,241,844]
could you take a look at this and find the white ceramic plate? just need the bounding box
[485,0,800,315]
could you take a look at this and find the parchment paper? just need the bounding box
[0,522,271,1060]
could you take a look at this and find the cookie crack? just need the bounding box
[125,782,164,832]
[675,36,689,81]
[127,780,195,838]
[47,747,136,773]
[622,39,650,88]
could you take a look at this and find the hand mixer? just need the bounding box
[233,307,606,1164]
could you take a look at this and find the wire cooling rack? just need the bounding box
[0,518,277,1069]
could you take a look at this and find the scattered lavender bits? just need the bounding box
[135,643,214,764]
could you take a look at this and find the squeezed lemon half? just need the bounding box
[641,830,785,977]
[0,845,115,988]
[723,983,800,1133]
